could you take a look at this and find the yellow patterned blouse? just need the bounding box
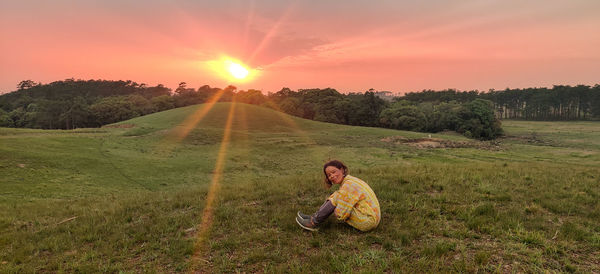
[328,175,381,231]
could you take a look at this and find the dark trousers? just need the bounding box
[313,200,335,224]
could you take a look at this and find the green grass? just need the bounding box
[1,103,599,272]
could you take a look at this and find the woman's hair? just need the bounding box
[323,160,348,188]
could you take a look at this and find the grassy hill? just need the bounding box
[1,102,599,272]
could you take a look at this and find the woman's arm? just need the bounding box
[328,187,360,221]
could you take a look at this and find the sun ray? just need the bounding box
[262,98,313,139]
[237,102,251,162]
[246,3,295,65]
[182,97,336,272]
[169,90,226,142]
[260,98,325,161]
[154,89,226,156]
[242,0,256,52]
[189,100,237,272]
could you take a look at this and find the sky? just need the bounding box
[1,0,599,95]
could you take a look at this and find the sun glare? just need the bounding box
[202,56,258,83]
[227,62,249,79]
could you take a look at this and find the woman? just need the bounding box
[296,160,381,232]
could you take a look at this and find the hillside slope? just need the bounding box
[1,103,598,272]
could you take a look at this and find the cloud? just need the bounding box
[242,29,327,66]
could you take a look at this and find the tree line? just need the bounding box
[1,79,507,139]
[0,80,239,129]
[400,85,600,120]
[263,88,502,139]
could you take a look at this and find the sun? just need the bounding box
[202,56,258,82]
[227,62,249,79]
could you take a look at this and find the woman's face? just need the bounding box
[325,166,345,185]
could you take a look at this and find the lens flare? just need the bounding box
[227,62,249,79]
[202,57,258,83]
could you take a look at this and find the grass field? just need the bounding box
[1,103,599,272]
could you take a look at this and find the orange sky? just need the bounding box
[1,0,599,94]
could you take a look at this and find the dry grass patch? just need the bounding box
[381,136,502,150]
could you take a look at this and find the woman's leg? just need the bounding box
[313,200,335,224]
[345,202,378,232]
[296,200,336,231]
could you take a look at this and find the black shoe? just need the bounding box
[297,211,312,220]
[295,216,318,231]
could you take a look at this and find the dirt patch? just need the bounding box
[426,190,443,197]
[501,134,556,146]
[381,136,502,150]
[64,250,78,256]
[370,243,383,250]
[184,227,197,238]
[102,124,135,128]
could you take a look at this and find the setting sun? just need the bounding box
[227,62,249,79]
[202,57,258,83]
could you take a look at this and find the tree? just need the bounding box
[0,109,13,127]
[90,96,139,125]
[430,101,462,132]
[174,82,188,95]
[8,107,28,128]
[379,103,426,131]
[235,89,266,105]
[352,91,386,126]
[17,80,38,90]
[270,87,295,103]
[457,99,503,139]
[151,95,175,112]
[173,82,199,107]
[35,100,65,128]
[141,84,171,98]
[278,97,304,117]
[591,85,600,118]
[127,95,155,115]
[59,97,91,129]
[220,85,237,102]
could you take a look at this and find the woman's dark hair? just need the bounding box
[323,160,348,188]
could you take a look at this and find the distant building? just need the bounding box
[372,90,397,101]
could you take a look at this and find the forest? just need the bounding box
[401,85,600,120]
[2,79,598,139]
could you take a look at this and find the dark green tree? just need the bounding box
[379,102,426,131]
[457,99,503,139]
[235,89,266,105]
[16,80,38,90]
[151,95,175,112]
[0,109,12,127]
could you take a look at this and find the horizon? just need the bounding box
[2,78,599,97]
[1,1,599,94]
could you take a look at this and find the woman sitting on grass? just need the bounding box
[296,160,381,232]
